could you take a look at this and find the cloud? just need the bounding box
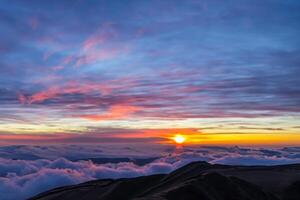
[0,128,200,145]
[78,105,140,121]
[51,65,64,71]
[17,93,26,105]
[0,157,174,200]
[0,167,89,200]
[0,145,300,200]
[21,81,113,104]
[1,0,300,124]
[75,46,129,67]
[211,155,300,165]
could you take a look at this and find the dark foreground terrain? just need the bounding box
[29,161,300,200]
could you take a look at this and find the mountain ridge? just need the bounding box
[28,161,300,200]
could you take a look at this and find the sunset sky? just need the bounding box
[1,0,300,146]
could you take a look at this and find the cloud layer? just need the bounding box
[1,145,300,200]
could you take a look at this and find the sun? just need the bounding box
[173,134,186,144]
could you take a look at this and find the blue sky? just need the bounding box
[0,0,300,145]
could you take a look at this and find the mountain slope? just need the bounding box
[28,162,300,200]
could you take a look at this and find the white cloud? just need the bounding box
[0,145,300,200]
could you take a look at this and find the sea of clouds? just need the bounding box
[0,145,300,200]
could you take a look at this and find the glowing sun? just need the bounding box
[173,134,186,144]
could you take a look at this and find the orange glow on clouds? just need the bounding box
[0,124,299,146]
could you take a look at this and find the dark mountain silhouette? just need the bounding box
[28,161,300,200]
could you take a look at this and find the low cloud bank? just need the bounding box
[0,145,300,200]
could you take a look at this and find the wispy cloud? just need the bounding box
[78,105,140,121]
[0,0,299,141]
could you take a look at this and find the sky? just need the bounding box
[1,0,300,146]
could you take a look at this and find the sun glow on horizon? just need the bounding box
[173,134,186,144]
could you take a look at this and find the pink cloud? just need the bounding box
[79,105,140,121]
[26,81,113,104]
[28,86,60,103]
[82,34,106,52]
[60,55,73,65]
[51,65,64,71]
[75,47,125,67]
[24,77,138,104]
[74,24,129,67]
[17,93,27,105]
[37,24,125,71]
[82,23,117,51]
